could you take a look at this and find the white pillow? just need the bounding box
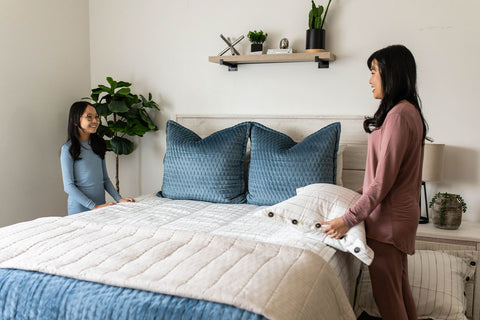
[355,250,477,320]
[255,183,373,265]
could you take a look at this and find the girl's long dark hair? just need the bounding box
[67,101,106,161]
[364,45,429,142]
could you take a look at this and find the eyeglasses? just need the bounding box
[82,114,100,122]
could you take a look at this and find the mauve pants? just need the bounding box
[367,238,417,320]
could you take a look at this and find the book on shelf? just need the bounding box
[267,48,295,54]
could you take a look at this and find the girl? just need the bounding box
[322,45,428,320]
[61,101,134,215]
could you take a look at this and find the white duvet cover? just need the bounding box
[0,195,357,320]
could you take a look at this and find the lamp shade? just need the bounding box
[422,143,445,182]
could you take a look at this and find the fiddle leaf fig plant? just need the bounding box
[85,76,160,192]
[308,0,332,29]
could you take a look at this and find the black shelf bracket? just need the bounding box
[315,56,329,69]
[219,59,238,71]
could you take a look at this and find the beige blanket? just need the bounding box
[0,199,355,320]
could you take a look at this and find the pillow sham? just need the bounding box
[159,120,250,203]
[255,183,373,265]
[354,250,478,320]
[247,122,341,206]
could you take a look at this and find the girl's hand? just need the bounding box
[93,203,116,210]
[321,217,350,239]
[119,197,135,203]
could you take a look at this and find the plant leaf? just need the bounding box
[116,88,131,95]
[116,81,131,88]
[106,77,118,90]
[109,120,128,133]
[95,103,110,117]
[108,100,129,113]
[98,85,113,94]
[110,136,134,155]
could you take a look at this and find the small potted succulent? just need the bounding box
[306,0,332,52]
[247,30,268,53]
[429,192,467,230]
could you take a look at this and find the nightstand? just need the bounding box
[416,221,480,320]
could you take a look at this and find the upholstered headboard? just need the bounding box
[176,114,368,191]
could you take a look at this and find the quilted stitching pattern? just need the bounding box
[0,197,356,320]
[160,121,250,203]
[247,122,341,206]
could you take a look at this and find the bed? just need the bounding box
[2,115,475,320]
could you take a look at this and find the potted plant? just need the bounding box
[429,192,467,230]
[85,77,160,192]
[247,30,268,53]
[306,0,332,52]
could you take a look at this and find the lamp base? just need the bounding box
[419,181,429,224]
[419,216,429,224]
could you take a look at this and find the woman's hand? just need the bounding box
[321,217,350,239]
[93,203,116,210]
[118,197,135,203]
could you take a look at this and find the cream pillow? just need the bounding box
[255,183,373,265]
[354,250,478,320]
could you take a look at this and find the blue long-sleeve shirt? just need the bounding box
[61,140,121,215]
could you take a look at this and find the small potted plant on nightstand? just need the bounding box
[429,192,467,230]
[306,0,332,52]
[247,30,268,54]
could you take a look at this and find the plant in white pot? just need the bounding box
[306,0,332,52]
[429,192,467,230]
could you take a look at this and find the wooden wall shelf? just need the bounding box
[208,52,336,71]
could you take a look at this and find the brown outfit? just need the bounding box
[342,101,424,320]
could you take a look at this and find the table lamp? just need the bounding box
[420,143,445,224]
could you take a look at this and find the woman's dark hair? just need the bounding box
[364,44,429,142]
[67,101,106,160]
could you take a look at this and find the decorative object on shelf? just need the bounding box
[247,30,268,54]
[268,38,294,54]
[217,34,245,56]
[429,192,467,230]
[84,77,159,192]
[420,143,445,224]
[306,0,332,53]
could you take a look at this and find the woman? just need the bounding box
[61,101,134,215]
[322,45,428,320]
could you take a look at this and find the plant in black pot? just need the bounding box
[429,192,467,230]
[247,30,268,54]
[306,0,332,52]
[85,77,160,192]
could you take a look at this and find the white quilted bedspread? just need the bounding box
[0,195,355,320]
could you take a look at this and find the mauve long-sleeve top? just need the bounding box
[342,101,424,254]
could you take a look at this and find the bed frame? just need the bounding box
[177,114,479,320]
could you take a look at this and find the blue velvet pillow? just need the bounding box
[247,122,340,206]
[159,120,250,203]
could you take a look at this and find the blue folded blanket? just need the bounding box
[0,269,266,320]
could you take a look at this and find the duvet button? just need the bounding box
[471,261,476,266]
[268,212,274,217]
[466,276,471,282]
[315,223,321,229]
[354,247,360,253]
[292,219,298,225]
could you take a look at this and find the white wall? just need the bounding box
[89,0,480,222]
[0,0,90,226]
[3,0,477,225]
